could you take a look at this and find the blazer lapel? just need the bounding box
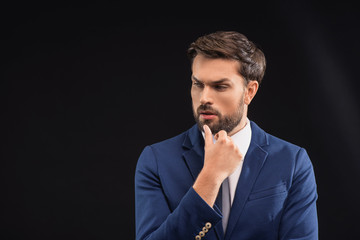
[182,125,205,181]
[224,121,269,240]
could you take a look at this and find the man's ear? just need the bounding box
[244,80,259,105]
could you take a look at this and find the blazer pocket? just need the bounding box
[248,183,287,201]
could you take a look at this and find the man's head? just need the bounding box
[187,31,266,135]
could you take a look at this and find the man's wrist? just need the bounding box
[193,169,223,207]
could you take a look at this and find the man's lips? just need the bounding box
[199,111,217,120]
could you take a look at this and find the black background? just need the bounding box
[2,1,360,239]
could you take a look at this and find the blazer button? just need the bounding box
[202,227,208,233]
[205,222,212,229]
[195,235,201,240]
[199,231,205,237]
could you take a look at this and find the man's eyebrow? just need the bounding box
[191,76,202,82]
[212,79,231,84]
[192,76,231,84]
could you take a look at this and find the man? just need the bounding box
[135,31,318,240]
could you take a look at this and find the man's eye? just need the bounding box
[193,81,203,87]
[214,85,228,90]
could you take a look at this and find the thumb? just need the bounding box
[203,125,213,147]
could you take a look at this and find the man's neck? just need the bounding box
[228,116,249,137]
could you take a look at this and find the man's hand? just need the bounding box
[193,125,243,207]
[203,124,243,182]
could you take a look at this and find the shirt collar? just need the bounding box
[231,118,252,157]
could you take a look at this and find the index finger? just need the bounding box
[203,125,213,147]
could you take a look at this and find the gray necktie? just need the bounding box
[222,177,231,233]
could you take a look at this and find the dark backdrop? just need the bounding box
[2,1,360,239]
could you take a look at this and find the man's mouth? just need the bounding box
[199,111,217,120]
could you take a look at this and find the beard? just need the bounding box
[193,98,244,134]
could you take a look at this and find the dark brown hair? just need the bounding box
[187,31,266,85]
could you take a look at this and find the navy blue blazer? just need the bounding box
[135,121,318,240]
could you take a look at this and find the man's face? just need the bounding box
[191,55,248,136]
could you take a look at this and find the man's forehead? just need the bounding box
[191,56,243,83]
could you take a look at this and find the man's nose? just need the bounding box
[200,86,213,105]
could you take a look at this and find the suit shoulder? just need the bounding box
[260,130,311,163]
[264,132,314,169]
[250,121,304,153]
[136,128,190,166]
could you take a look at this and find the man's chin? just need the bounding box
[199,118,214,125]
[197,120,218,132]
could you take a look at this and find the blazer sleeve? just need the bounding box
[279,148,319,240]
[134,146,222,240]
